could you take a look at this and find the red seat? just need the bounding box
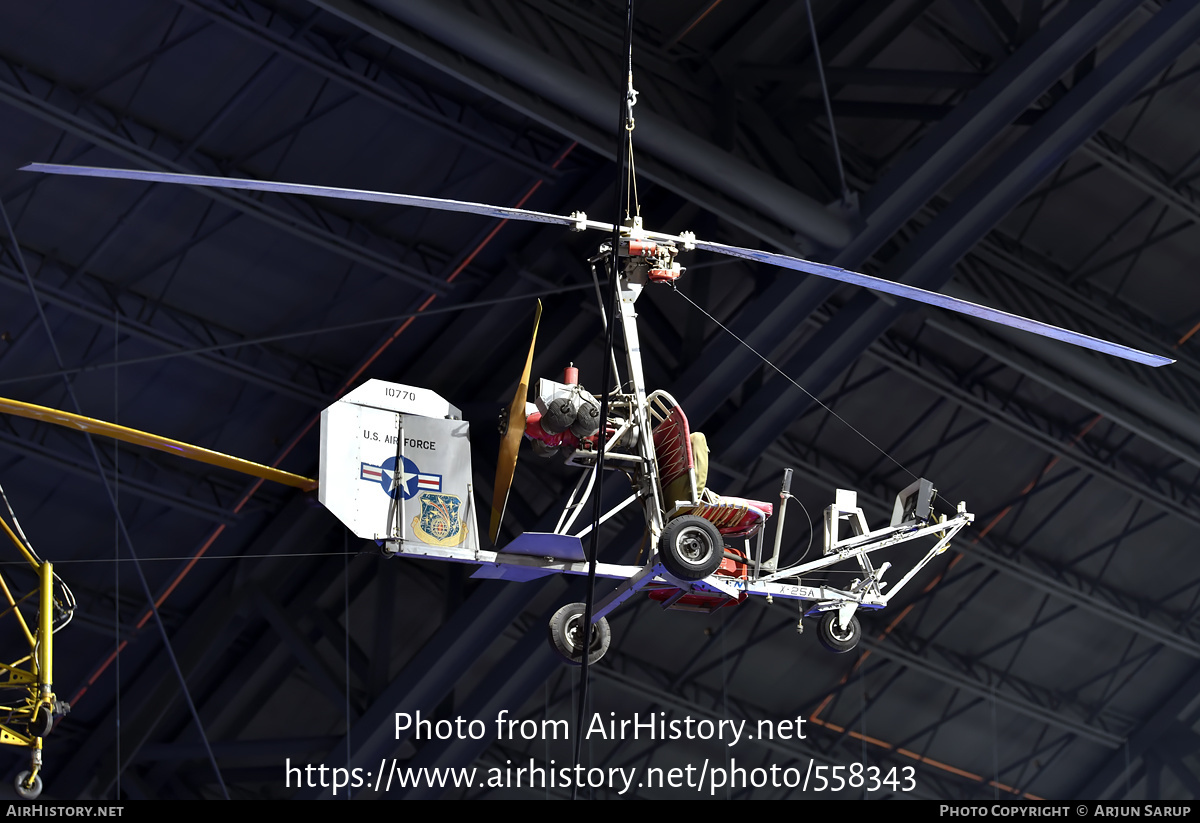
[651,400,772,538]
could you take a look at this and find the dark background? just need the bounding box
[0,0,1198,800]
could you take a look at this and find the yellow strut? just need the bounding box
[38,561,51,700]
[0,513,39,569]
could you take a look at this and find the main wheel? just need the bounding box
[659,515,724,581]
[547,602,611,666]
[816,611,861,654]
[14,771,41,800]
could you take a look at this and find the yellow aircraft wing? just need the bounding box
[0,397,317,492]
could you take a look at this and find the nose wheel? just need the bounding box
[816,611,861,653]
[14,770,41,800]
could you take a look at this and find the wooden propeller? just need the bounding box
[489,300,542,544]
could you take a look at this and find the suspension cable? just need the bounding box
[572,0,637,801]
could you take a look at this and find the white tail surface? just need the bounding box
[319,380,479,552]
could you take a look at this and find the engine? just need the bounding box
[524,365,602,458]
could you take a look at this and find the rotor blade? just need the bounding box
[21,163,615,233]
[490,300,542,545]
[23,164,1170,367]
[0,397,318,491]
[689,238,1174,368]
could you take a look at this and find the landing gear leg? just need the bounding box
[14,747,42,800]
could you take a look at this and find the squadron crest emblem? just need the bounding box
[412,492,467,547]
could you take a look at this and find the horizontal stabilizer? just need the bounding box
[470,564,559,582]
[501,532,585,562]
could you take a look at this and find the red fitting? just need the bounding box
[579,425,618,451]
[627,239,657,257]
[525,412,560,446]
[563,364,578,385]
[525,412,582,449]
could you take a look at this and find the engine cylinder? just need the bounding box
[542,397,578,434]
[570,397,601,437]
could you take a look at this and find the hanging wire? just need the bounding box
[0,197,230,799]
[572,0,637,800]
[627,138,641,219]
[671,286,918,483]
[804,0,852,205]
[343,527,352,800]
[1,284,595,389]
[860,654,868,798]
[0,551,359,566]
[720,622,730,799]
[623,58,641,220]
[113,307,120,801]
[587,254,626,393]
[992,682,1000,801]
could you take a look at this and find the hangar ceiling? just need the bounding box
[1,0,1200,800]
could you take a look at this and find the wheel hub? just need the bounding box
[678,528,712,564]
[564,614,600,653]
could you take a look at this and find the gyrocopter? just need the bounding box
[1,0,1181,798]
[0,159,1174,688]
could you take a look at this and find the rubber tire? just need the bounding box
[816,612,862,654]
[28,707,52,738]
[659,515,724,581]
[547,602,611,666]
[14,772,41,800]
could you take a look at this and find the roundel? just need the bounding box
[378,455,422,500]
